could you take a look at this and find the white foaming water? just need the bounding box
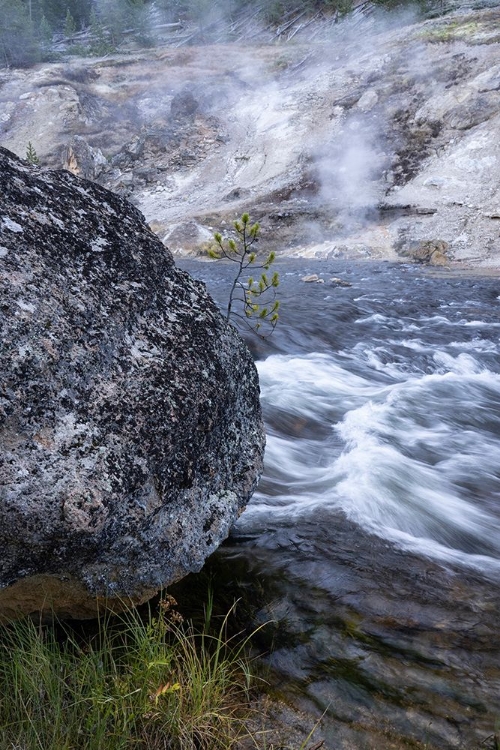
[432,350,485,374]
[241,349,500,573]
[449,339,499,352]
[356,313,500,332]
[336,371,500,569]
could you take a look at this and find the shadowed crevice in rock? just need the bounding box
[0,146,265,620]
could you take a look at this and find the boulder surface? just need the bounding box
[0,147,264,620]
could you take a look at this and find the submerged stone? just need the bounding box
[0,147,265,621]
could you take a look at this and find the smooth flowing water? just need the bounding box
[177,259,500,749]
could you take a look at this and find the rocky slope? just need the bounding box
[0,147,264,620]
[1,5,500,268]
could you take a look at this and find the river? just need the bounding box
[176,258,500,750]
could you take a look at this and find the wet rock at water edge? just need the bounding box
[395,237,450,266]
[329,277,352,287]
[0,147,264,621]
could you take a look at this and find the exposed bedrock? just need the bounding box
[0,147,265,621]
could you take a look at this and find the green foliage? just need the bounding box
[41,0,91,32]
[25,141,40,165]
[159,0,429,28]
[0,0,443,68]
[88,6,116,53]
[209,213,280,335]
[63,6,76,35]
[0,598,253,749]
[0,0,41,66]
[39,12,52,44]
[87,0,152,49]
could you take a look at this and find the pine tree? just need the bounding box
[64,7,76,36]
[0,0,41,66]
[39,14,52,47]
[26,142,40,165]
[209,214,280,335]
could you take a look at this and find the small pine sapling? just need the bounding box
[26,142,40,165]
[209,213,280,334]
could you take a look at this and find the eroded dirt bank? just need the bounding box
[1,5,500,268]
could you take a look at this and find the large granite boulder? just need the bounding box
[0,147,264,621]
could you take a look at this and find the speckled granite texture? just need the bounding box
[0,147,264,620]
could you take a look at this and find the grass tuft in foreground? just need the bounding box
[0,596,254,749]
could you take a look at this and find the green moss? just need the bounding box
[421,19,486,43]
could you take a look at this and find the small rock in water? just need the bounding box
[329,277,352,287]
[301,274,322,282]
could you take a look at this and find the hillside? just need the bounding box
[1,4,500,267]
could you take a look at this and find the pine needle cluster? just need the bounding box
[208,214,280,335]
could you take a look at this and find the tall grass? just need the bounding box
[0,597,254,750]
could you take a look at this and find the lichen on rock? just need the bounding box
[0,146,265,621]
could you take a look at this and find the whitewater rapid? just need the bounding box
[180,258,500,574]
[177,258,500,749]
[248,347,500,573]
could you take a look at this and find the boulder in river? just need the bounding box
[0,147,265,621]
